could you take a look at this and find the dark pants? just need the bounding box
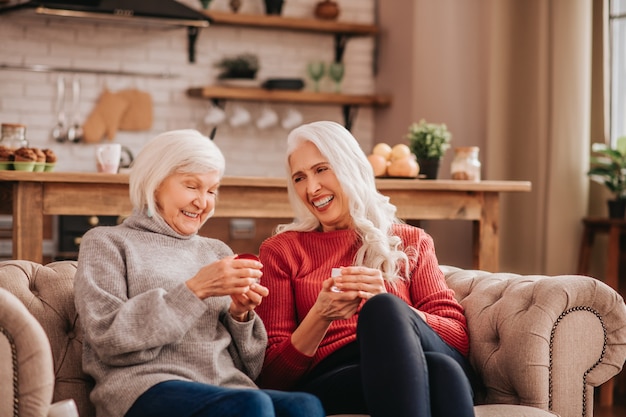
[125,380,325,417]
[296,293,477,417]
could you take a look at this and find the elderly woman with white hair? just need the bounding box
[255,121,478,417]
[74,129,325,417]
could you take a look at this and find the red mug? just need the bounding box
[235,253,260,261]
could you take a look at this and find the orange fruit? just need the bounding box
[372,143,392,160]
[387,156,419,177]
[367,153,388,177]
[390,144,411,161]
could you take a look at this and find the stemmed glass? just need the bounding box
[307,61,326,92]
[328,62,345,93]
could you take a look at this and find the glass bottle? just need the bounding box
[0,123,28,150]
[451,146,481,181]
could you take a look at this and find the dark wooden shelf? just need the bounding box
[201,10,379,36]
[186,85,391,107]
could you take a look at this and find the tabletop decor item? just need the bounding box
[588,135,626,218]
[214,53,259,80]
[451,146,481,181]
[314,0,340,20]
[405,119,452,179]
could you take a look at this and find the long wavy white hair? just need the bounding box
[276,121,410,283]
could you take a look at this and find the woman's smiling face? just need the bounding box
[289,140,352,231]
[154,170,220,235]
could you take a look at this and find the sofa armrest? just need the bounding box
[0,287,54,417]
[0,260,94,417]
[443,266,626,417]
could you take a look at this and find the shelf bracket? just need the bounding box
[334,34,349,62]
[342,104,359,131]
[188,26,201,63]
[208,98,226,140]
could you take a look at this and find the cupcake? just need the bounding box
[0,146,13,170]
[32,147,46,172]
[43,148,57,172]
[43,148,57,163]
[13,147,37,171]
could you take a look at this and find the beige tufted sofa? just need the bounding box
[1,260,625,417]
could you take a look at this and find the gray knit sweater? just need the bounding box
[74,210,267,417]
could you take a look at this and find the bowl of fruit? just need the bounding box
[367,142,420,179]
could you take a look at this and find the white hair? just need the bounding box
[276,121,410,283]
[129,129,225,223]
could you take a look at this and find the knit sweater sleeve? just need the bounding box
[255,236,314,389]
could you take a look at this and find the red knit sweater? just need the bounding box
[255,223,469,390]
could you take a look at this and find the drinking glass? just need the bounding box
[328,62,345,93]
[307,61,326,92]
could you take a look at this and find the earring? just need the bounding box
[146,207,153,218]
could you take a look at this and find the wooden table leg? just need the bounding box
[12,181,43,262]
[474,192,499,272]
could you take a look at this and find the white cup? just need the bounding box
[281,108,303,130]
[96,143,122,174]
[229,105,251,128]
[48,399,79,417]
[203,104,226,126]
[256,106,278,130]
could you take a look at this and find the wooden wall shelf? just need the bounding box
[201,10,379,36]
[186,85,391,133]
[186,85,390,107]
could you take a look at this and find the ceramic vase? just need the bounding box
[417,158,441,180]
[608,199,626,219]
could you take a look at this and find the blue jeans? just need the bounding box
[125,380,325,417]
[296,293,477,417]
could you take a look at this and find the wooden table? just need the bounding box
[0,172,531,270]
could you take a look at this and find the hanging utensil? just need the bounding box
[66,76,84,143]
[51,75,67,143]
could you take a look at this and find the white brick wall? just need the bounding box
[0,0,376,176]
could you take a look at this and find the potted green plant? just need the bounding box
[405,119,452,179]
[588,135,626,218]
[214,53,259,80]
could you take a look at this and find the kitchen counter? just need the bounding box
[0,171,531,271]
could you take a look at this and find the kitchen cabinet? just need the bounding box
[188,10,390,132]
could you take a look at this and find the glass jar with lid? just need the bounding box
[0,123,28,150]
[451,146,481,181]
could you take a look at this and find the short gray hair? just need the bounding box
[129,129,225,220]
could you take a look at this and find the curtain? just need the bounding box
[485,0,593,274]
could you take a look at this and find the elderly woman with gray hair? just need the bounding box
[74,129,325,417]
[255,121,477,417]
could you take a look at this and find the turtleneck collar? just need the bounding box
[123,208,196,240]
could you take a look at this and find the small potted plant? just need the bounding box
[214,53,259,80]
[588,135,626,218]
[405,119,452,179]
